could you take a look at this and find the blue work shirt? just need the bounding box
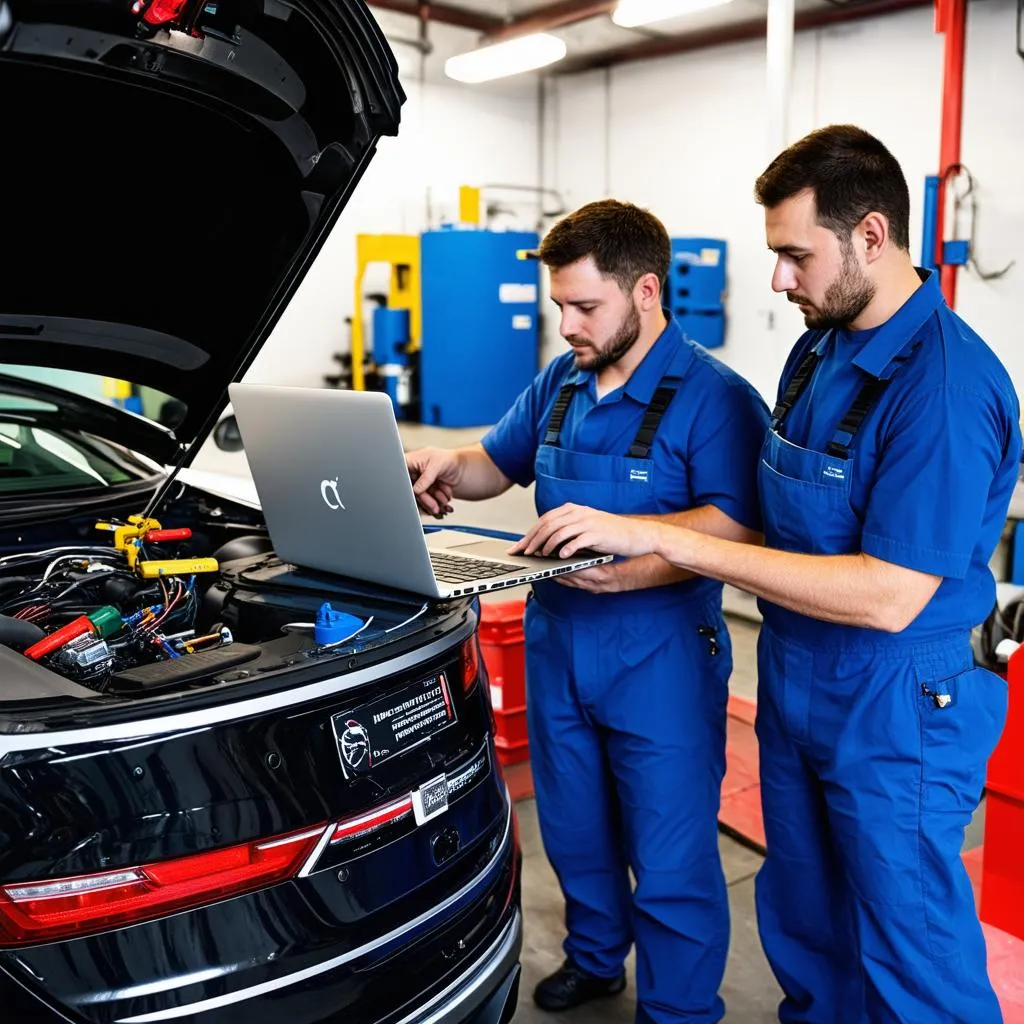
[775,269,1022,639]
[482,315,770,600]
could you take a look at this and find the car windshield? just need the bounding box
[0,422,140,493]
[0,367,174,495]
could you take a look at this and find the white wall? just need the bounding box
[245,14,543,388]
[543,0,1024,401]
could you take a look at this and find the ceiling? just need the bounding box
[367,0,931,73]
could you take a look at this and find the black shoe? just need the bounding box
[532,958,627,1012]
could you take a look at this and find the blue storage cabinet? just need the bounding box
[419,228,540,427]
[667,238,727,350]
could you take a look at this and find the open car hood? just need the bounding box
[0,0,403,460]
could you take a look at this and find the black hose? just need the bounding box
[0,614,45,650]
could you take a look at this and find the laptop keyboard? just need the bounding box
[429,552,521,584]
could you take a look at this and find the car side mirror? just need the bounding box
[213,414,244,453]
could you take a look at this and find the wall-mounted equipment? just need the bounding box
[347,207,540,427]
[666,238,727,350]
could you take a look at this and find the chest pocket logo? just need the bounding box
[822,464,845,481]
[629,468,650,483]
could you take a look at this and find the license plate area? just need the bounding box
[332,672,457,778]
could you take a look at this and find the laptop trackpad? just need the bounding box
[446,539,520,560]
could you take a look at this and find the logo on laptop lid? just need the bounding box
[321,477,346,510]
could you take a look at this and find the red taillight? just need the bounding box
[0,824,327,947]
[461,635,481,694]
[331,796,413,843]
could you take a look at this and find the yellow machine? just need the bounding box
[349,186,482,393]
[350,234,422,392]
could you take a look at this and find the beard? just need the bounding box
[789,239,875,330]
[567,300,642,373]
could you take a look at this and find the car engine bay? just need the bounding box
[0,509,445,699]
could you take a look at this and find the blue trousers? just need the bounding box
[755,626,1007,1024]
[524,593,731,1024]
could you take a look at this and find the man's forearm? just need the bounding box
[652,526,938,631]
[452,444,514,500]
[609,506,763,592]
[642,505,764,543]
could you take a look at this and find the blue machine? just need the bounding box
[666,237,727,349]
[419,228,539,428]
[371,306,412,419]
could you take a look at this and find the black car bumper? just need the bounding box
[396,908,522,1024]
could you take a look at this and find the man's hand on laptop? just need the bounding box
[406,448,458,518]
[509,503,661,559]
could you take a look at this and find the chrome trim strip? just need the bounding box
[0,619,474,757]
[395,909,521,1024]
[296,823,335,879]
[114,800,512,1023]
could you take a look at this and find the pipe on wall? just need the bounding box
[369,0,934,76]
[367,0,502,34]
[934,0,966,308]
[766,0,796,157]
[551,0,932,73]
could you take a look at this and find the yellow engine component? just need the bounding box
[96,517,162,549]
[137,558,219,579]
[96,517,164,570]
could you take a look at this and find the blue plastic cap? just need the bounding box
[314,602,364,645]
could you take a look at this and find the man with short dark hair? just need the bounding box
[515,127,1022,1023]
[406,199,769,1023]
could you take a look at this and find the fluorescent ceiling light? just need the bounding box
[444,32,567,84]
[612,0,736,27]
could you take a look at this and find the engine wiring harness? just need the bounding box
[0,514,222,689]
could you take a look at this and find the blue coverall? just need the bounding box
[483,316,769,1023]
[756,269,1022,1023]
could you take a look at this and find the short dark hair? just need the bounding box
[538,199,671,295]
[754,125,911,251]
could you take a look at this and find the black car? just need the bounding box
[0,3,522,1022]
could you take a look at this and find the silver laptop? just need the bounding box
[227,383,613,599]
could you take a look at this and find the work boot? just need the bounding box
[532,958,627,1012]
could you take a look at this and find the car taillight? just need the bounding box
[461,635,481,694]
[331,796,413,843]
[0,823,327,947]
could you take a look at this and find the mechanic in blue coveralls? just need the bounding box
[514,128,1023,1024]
[405,200,769,1023]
